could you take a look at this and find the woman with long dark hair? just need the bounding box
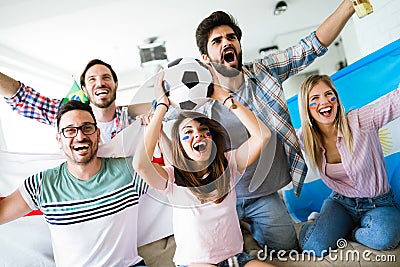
[134,72,273,267]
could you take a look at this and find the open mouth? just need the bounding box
[95,89,109,96]
[223,50,235,63]
[193,141,207,152]
[73,144,90,152]
[319,106,332,117]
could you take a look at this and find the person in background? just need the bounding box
[134,73,273,266]
[193,0,355,252]
[296,74,400,256]
[0,100,148,266]
[0,59,151,144]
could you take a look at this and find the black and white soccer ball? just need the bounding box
[162,57,214,110]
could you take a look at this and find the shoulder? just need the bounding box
[24,162,66,189]
[296,127,303,140]
[102,157,135,173]
[103,157,133,164]
[242,59,271,74]
[224,150,234,161]
[224,150,240,174]
[41,162,66,177]
[162,165,175,179]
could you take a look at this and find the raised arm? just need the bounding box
[0,71,60,126]
[133,73,170,190]
[0,190,32,225]
[211,82,271,172]
[0,72,20,98]
[127,102,152,118]
[315,0,354,47]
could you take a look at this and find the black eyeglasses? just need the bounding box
[60,122,97,138]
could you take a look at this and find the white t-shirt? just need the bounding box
[97,120,114,144]
[162,151,243,265]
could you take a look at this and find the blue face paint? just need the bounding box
[182,135,189,141]
[330,96,337,103]
[309,102,317,109]
[206,132,211,137]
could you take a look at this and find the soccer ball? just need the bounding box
[162,57,214,110]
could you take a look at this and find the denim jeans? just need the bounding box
[299,190,400,257]
[236,192,298,251]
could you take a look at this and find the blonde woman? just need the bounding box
[297,74,400,256]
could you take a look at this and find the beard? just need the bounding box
[67,139,99,165]
[226,50,243,72]
[211,61,242,78]
[73,148,97,165]
[209,49,243,77]
[87,87,117,109]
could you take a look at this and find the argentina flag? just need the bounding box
[283,38,400,223]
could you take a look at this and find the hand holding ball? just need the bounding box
[162,57,214,110]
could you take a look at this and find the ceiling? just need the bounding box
[0,0,342,90]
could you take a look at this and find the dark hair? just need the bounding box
[80,59,118,88]
[56,100,96,131]
[195,11,242,55]
[171,111,230,204]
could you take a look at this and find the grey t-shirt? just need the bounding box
[211,101,291,199]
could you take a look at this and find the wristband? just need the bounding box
[222,95,237,110]
[156,102,169,111]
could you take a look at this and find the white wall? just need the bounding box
[276,0,400,99]
[272,27,347,99]
[342,0,400,64]
[0,118,6,150]
[0,64,69,153]
[0,0,399,153]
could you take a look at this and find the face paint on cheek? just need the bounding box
[330,97,337,104]
[206,132,211,137]
[181,135,190,141]
[309,102,317,110]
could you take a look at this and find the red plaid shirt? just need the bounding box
[5,83,131,138]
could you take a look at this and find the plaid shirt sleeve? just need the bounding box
[5,83,61,127]
[239,32,327,197]
[260,31,327,82]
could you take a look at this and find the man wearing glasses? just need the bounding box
[0,59,173,265]
[0,100,148,267]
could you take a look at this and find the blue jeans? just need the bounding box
[236,192,298,251]
[299,190,400,257]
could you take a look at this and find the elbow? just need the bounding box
[261,127,272,148]
[132,157,147,177]
[132,143,152,177]
[254,119,272,148]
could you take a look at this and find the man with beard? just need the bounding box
[0,100,148,266]
[0,59,150,144]
[194,0,355,253]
